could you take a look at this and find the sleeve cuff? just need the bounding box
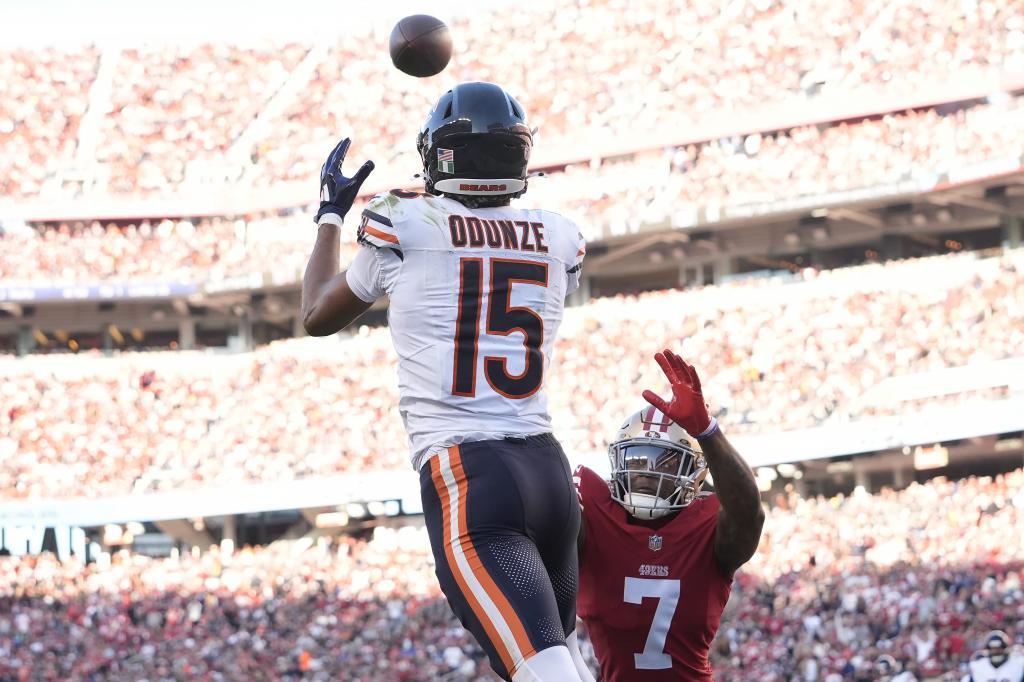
[345,265,378,303]
[317,212,344,228]
[696,417,720,441]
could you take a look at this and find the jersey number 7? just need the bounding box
[624,577,681,670]
[452,257,549,399]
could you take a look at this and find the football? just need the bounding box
[389,14,452,78]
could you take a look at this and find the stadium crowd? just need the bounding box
[96,43,308,195]
[530,95,1024,237]
[1,470,1021,680]
[0,211,346,287]
[1,249,1021,500]
[245,0,1024,190]
[3,94,1023,286]
[2,0,1022,198]
[719,471,1024,680]
[0,47,99,198]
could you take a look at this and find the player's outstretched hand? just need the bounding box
[642,349,719,440]
[315,138,375,224]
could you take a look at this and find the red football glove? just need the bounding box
[641,349,719,440]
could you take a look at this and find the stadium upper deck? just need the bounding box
[1,0,1021,201]
[1,94,1022,289]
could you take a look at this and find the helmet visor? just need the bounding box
[616,443,688,498]
[619,443,692,476]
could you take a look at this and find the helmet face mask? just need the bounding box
[608,408,708,520]
[418,81,533,206]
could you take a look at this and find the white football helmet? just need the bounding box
[608,406,708,520]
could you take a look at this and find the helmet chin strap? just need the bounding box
[623,493,674,520]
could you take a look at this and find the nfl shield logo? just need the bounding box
[648,535,663,552]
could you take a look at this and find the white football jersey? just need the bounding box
[967,655,1024,682]
[345,190,585,470]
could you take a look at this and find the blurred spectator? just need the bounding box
[2,0,1022,198]
[0,248,1021,499]
[713,471,1024,680]
[0,48,99,197]
[0,210,355,286]
[3,96,1023,286]
[1,470,1021,680]
[96,43,307,194]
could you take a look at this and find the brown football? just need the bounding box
[389,14,452,78]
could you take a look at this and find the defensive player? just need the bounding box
[301,82,591,682]
[575,349,765,681]
[962,631,1024,682]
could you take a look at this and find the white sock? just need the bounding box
[566,631,597,682]
[511,645,582,682]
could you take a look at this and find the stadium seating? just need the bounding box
[1,249,1020,500]
[3,95,1022,287]
[718,470,1024,680]
[2,0,1021,199]
[96,44,308,195]
[0,211,337,287]
[1,470,1019,679]
[0,48,99,198]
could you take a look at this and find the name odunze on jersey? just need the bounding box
[351,191,586,470]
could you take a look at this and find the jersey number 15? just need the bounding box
[452,257,548,400]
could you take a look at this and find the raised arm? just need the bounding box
[695,426,764,576]
[301,224,373,336]
[642,349,765,577]
[300,138,376,336]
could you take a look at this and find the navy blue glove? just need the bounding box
[315,138,375,224]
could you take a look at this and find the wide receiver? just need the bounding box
[962,630,1024,682]
[300,82,591,682]
[575,350,765,681]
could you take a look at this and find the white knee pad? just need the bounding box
[566,631,597,682]
[511,645,582,682]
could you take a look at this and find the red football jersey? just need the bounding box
[575,465,732,682]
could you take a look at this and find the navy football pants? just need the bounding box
[419,434,580,681]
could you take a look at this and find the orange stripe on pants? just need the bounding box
[431,450,516,674]
[447,446,537,670]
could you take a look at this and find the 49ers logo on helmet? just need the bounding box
[459,183,507,192]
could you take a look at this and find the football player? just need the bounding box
[877,654,917,682]
[962,630,1024,682]
[575,349,765,681]
[301,82,591,682]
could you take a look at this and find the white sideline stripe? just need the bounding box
[438,447,524,668]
